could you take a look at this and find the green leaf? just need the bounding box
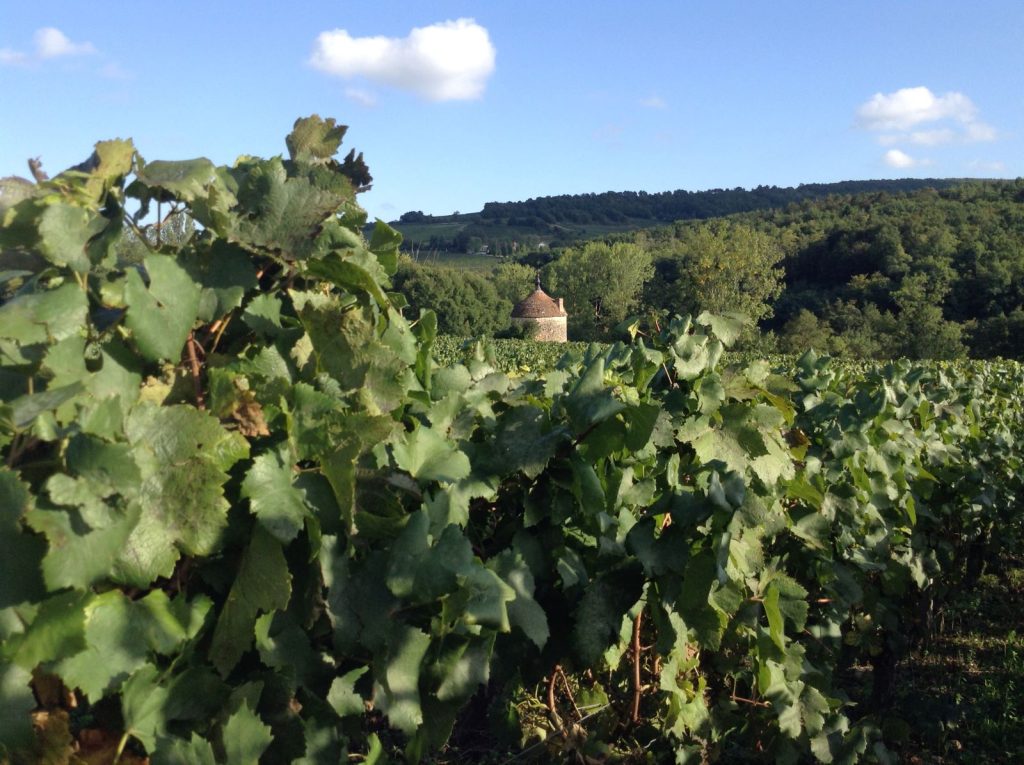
[209,525,292,676]
[392,424,470,484]
[26,502,141,591]
[763,583,786,651]
[0,662,35,750]
[298,301,408,413]
[116,404,248,586]
[133,158,219,203]
[327,666,368,718]
[572,563,644,666]
[224,156,346,259]
[150,734,217,765]
[8,590,89,670]
[124,254,202,361]
[37,203,106,272]
[8,382,85,430]
[0,282,88,348]
[697,311,749,346]
[434,635,494,703]
[222,701,273,765]
[242,450,310,543]
[677,552,727,650]
[376,626,431,735]
[0,468,46,608]
[57,590,211,701]
[492,552,549,649]
[121,665,171,752]
[563,356,626,433]
[179,239,258,321]
[286,115,348,165]
[307,254,389,308]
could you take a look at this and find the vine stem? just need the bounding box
[731,694,771,708]
[556,666,582,721]
[546,665,559,723]
[186,332,205,409]
[631,609,644,723]
[112,731,130,765]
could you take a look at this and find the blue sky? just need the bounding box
[1,1,1021,222]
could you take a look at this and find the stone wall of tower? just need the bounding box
[511,315,567,342]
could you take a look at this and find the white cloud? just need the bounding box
[639,95,667,109]
[310,18,495,101]
[34,27,95,58]
[857,86,1000,158]
[0,48,28,65]
[964,122,997,142]
[884,149,925,168]
[857,86,975,131]
[0,27,96,65]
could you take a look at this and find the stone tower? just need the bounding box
[510,274,568,342]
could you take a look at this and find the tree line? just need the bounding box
[395,179,1024,359]
[392,178,972,253]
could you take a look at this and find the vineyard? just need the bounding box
[1,118,1023,764]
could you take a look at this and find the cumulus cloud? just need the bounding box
[34,27,95,58]
[309,18,495,101]
[858,86,999,168]
[857,86,997,148]
[857,86,975,131]
[883,149,931,169]
[0,27,96,65]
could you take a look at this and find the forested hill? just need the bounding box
[391,178,974,253]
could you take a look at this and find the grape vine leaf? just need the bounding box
[0,663,35,750]
[572,563,644,665]
[375,626,431,735]
[242,449,310,543]
[121,665,171,752]
[37,204,107,272]
[391,424,470,484]
[0,468,45,608]
[222,701,273,765]
[150,734,217,765]
[116,404,249,586]
[327,666,368,718]
[286,115,348,166]
[210,525,292,676]
[124,253,202,362]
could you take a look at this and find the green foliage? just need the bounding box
[394,259,511,336]
[2,119,1023,765]
[542,241,653,339]
[641,219,785,326]
[490,261,536,305]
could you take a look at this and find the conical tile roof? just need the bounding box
[511,275,566,318]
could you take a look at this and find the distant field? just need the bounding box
[393,221,466,242]
[409,252,503,271]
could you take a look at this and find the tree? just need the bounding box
[893,274,966,359]
[542,241,653,339]
[779,309,833,355]
[643,220,784,326]
[491,261,536,306]
[394,260,511,336]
